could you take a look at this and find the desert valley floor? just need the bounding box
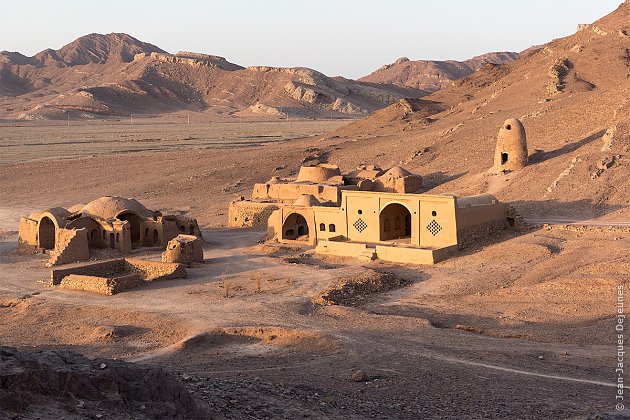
[0,119,626,419]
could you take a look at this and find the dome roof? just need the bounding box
[296,164,341,183]
[81,196,152,220]
[382,166,414,178]
[346,169,384,180]
[293,194,321,207]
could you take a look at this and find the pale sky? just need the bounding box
[0,0,623,79]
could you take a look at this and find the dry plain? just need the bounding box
[0,120,626,419]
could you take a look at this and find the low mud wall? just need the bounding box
[59,273,144,295]
[50,258,186,294]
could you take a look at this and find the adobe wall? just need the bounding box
[455,203,508,230]
[339,192,459,249]
[59,273,144,295]
[270,206,317,245]
[50,259,126,285]
[162,235,204,266]
[372,175,422,194]
[48,228,90,266]
[50,258,186,290]
[228,201,280,227]
[124,258,187,281]
[252,183,347,204]
[17,218,39,252]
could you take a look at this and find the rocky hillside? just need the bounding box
[358,52,519,93]
[326,1,630,220]
[0,33,424,120]
[0,346,208,418]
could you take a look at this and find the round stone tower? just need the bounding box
[494,118,528,172]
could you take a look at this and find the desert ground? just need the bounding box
[0,120,626,419]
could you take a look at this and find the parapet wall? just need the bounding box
[251,183,346,204]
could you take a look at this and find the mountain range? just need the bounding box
[0,33,516,120]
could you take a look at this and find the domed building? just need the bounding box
[230,163,424,229]
[18,196,201,265]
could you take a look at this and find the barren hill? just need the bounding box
[0,33,424,120]
[328,1,630,220]
[358,52,519,93]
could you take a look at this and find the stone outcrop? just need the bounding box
[142,51,243,70]
[547,57,572,95]
[0,346,208,418]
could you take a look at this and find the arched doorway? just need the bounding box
[282,213,309,240]
[379,203,411,242]
[38,217,56,250]
[117,212,142,246]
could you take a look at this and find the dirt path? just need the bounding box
[525,217,630,227]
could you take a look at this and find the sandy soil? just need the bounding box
[0,119,347,165]
[0,224,624,418]
[0,121,625,418]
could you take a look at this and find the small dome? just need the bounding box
[382,166,414,178]
[293,194,321,207]
[28,207,71,224]
[81,196,152,220]
[296,164,341,183]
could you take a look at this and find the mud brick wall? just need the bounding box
[228,201,279,227]
[124,258,186,281]
[59,273,143,295]
[50,259,126,285]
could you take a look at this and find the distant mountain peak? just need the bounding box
[360,52,519,93]
[34,32,166,66]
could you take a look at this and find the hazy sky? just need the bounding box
[0,0,623,78]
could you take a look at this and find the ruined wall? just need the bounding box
[456,220,508,250]
[17,218,39,252]
[228,201,280,227]
[59,273,144,295]
[50,258,186,291]
[50,259,127,285]
[124,259,187,281]
[162,235,204,266]
[163,216,203,241]
[48,228,90,266]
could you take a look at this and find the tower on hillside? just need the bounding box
[494,118,528,172]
